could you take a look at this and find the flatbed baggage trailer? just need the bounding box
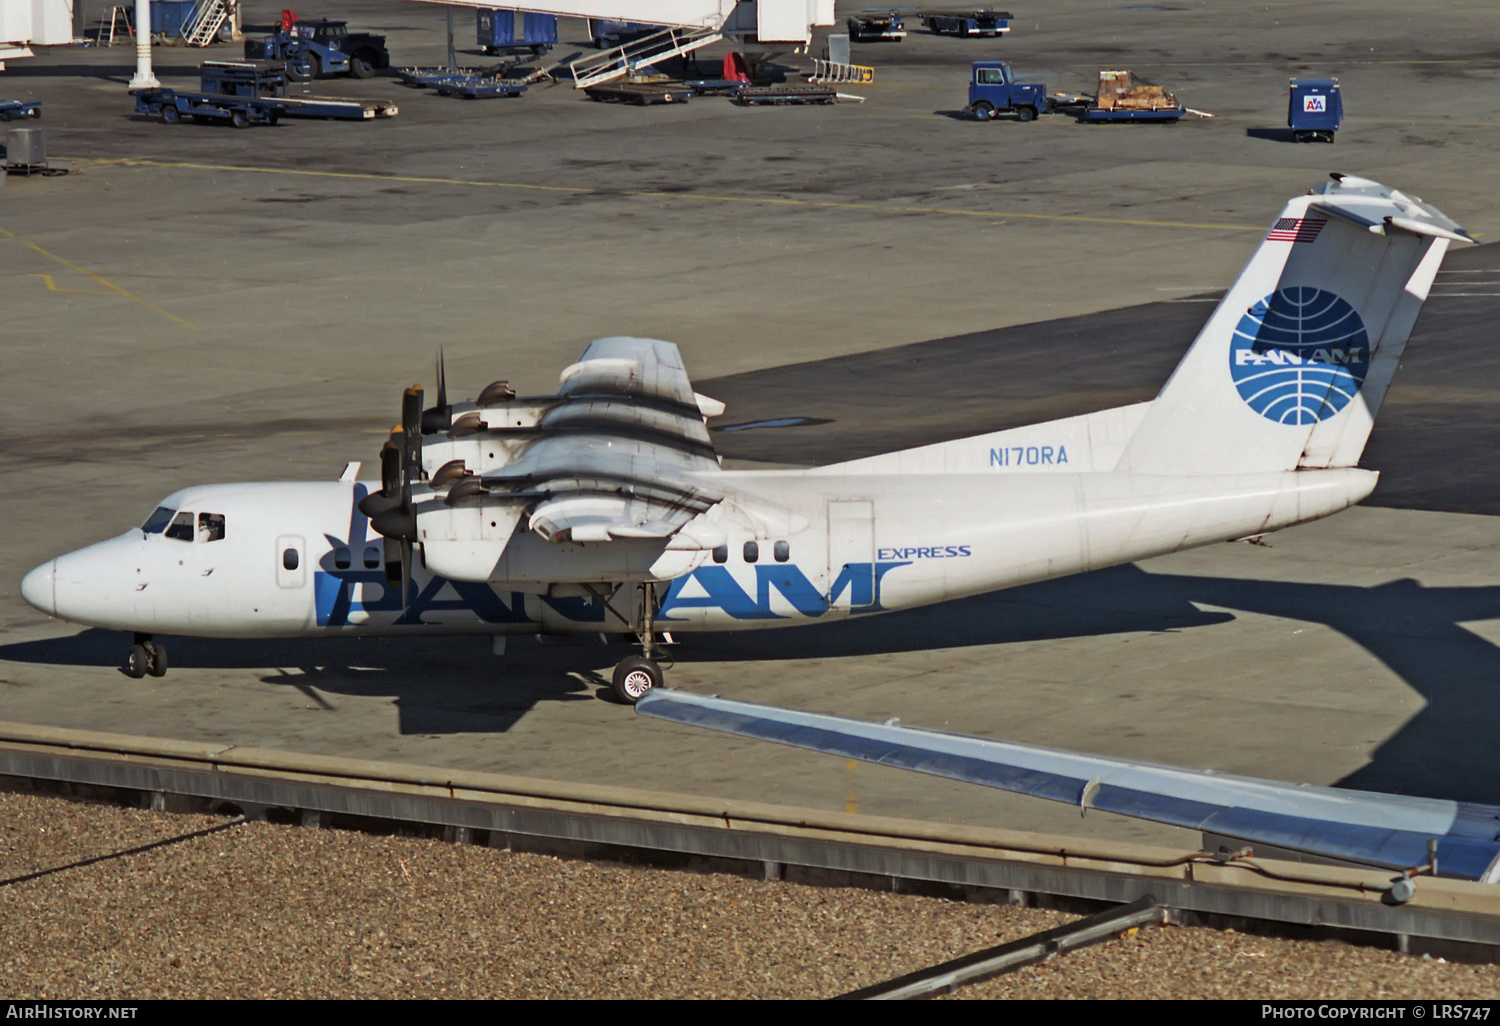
[847,12,906,41]
[0,99,41,121]
[921,9,1012,36]
[1079,105,1182,122]
[133,87,284,127]
[134,61,397,126]
[584,81,693,105]
[733,84,839,106]
[1079,69,1183,123]
[274,94,399,118]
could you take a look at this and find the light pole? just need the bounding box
[128,0,159,89]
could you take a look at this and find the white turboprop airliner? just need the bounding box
[20,176,1471,705]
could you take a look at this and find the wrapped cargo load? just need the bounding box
[1094,69,1179,111]
[1081,69,1185,122]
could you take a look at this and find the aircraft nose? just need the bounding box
[20,560,56,617]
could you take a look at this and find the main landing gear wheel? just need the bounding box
[126,636,167,678]
[611,655,662,706]
[127,644,149,679]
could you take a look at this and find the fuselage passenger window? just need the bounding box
[743,541,759,563]
[363,545,381,569]
[199,513,226,542]
[165,511,195,542]
[333,547,351,570]
[712,544,728,564]
[283,548,300,571]
[774,541,790,563]
[141,507,175,535]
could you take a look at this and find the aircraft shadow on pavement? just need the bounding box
[0,63,204,81]
[1244,127,1300,143]
[0,581,1227,737]
[6,563,1500,802]
[686,564,1500,805]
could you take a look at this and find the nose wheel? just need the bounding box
[126,635,168,679]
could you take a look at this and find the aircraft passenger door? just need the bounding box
[277,535,307,589]
[827,500,874,610]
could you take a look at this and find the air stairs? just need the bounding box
[181,0,230,47]
[570,25,722,89]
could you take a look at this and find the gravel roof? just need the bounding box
[1,791,1496,999]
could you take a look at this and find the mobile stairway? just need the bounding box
[569,24,722,88]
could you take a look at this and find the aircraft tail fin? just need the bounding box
[1120,175,1470,476]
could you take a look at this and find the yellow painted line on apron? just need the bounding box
[71,156,1265,233]
[0,226,200,330]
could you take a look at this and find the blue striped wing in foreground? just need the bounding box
[634,690,1500,882]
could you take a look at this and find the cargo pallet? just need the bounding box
[733,84,838,106]
[424,74,527,99]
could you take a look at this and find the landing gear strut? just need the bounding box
[610,582,664,705]
[126,633,168,679]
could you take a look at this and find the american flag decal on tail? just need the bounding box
[1266,216,1327,243]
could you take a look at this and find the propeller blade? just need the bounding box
[380,438,400,496]
[380,536,414,607]
[421,352,453,434]
[401,537,413,608]
[402,385,424,445]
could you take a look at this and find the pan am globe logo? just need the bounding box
[1228,287,1369,425]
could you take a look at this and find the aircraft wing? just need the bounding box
[634,690,1500,882]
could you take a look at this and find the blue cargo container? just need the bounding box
[587,19,658,47]
[476,10,558,54]
[1288,78,1341,143]
[142,0,198,38]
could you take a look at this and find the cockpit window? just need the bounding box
[198,513,226,542]
[165,511,195,542]
[141,507,175,534]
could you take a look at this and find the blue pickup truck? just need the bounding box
[967,61,1046,121]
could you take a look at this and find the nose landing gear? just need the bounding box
[126,634,168,678]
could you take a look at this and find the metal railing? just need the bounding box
[570,25,722,89]
[181,0,230,47]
